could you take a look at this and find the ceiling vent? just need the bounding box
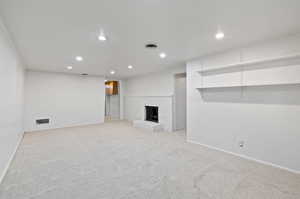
[145,43,158,49]
[81,73,88,76]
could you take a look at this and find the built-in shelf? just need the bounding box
[198,53,300,74]
[197,82,300,89]
[196,53,300,89]
[197,85,242,89]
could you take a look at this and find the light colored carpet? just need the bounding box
[0,121,299,199]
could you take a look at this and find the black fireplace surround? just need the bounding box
[145,106,159,123]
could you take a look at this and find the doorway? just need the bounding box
[105,80,120,121]
[174,73,187,131]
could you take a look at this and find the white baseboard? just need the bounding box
[187,139,300,175]
[0,132,24,184]
[24,121,105,133]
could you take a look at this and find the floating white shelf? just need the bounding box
[198,53,300,74]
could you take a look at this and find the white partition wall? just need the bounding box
[187,34,300,173]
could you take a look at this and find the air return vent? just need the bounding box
[36,119,50,125]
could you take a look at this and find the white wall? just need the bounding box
[24,71,105,132]
[124,65,185,131]
[0,19,24,182]
[187,34,300,173]
[125,72,174,97]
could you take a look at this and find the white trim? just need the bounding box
[0,132,24,184]
[187,139,300,174]
[25,121,104,133]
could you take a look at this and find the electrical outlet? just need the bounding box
[239,141,244,148]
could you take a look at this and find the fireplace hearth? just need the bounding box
[145,106,159,123]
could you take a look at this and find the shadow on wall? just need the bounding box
[198,84,300,105]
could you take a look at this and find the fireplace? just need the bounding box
[145,106,159,123]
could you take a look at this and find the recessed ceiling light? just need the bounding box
[160,52,167,59]
[110,70,115,74]
[215,31,225,40]
[67,66,73,70]
[128,65,133,69]
[98,35,107,41]
[76,56,83,61]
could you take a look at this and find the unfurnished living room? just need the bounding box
[1,0,300,198]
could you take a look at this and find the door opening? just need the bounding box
[105,80,120,121]
[174,73,187,131]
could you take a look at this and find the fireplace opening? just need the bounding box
[145,106,159,123]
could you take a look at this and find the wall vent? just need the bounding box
[36,119,50,125]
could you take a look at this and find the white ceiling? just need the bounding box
[1,0,300,78]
